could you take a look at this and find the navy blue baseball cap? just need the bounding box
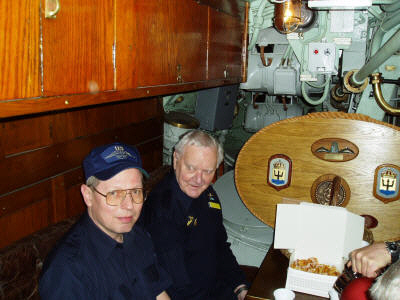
[83,142,149,181]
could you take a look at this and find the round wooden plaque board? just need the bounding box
[235,112,400,242]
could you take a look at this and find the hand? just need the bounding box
[237,288,248,300]
[348,242,391,278]
[234,284,248,300]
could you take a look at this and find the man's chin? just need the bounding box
[117,224,134,233]
[185,188,203,199]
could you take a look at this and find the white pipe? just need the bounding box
[372,0,397,4]
[301,77,331,105]
[248,0,270,50]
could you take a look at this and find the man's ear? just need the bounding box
[81,184,93,207]
[173,151,178,170]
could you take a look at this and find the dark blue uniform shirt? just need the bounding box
[39,212,171,300]
[141,170,247,300]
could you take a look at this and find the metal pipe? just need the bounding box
[380,1,400,12]
[372,0,397,4]
[242,1,249,82]
[371,73,400,116]
[368,6,384,20]
[370,13,400,55]
[352,27,400,85]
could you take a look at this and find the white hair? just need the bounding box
[174,129,224,167]
[369,259,400,300]
[86,176,100,187]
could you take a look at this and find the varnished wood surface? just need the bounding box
[0,1,244,119]
[199,0,244,18]
[117,0,208,88]
[0,78,241,119]
[0,98,163,249]
[208,8,243,80]
[235,112,400,242]
[246,248,325,300]
[0,0,41,101]
[42,0,114,96]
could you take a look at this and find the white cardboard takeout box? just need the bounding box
[274,202,365,298]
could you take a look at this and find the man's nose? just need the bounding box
[120,192,134,209]
[193,170,203,184]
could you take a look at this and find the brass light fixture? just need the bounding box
[274,0,303,34]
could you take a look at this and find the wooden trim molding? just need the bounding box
[0,79,241,119]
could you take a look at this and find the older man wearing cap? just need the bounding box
[39,142,171,300]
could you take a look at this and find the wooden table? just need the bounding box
[245,248,326,300]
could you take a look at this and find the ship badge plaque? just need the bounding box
[373,164,400,203]
[267,154,292,191]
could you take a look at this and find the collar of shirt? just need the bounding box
[83,212,137,258]
[170,172,195,214]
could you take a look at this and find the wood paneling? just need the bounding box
[0,199,50,249]
[0,180,52,219]
[42,0,114,96]
[0,0,41,100]
[0,114,53,156]
[173,1,208,83]
[0,79,241,119]
[0,1,245,119]
[116,0,208,88]
[116,0,174,88]
[208,9,243,80]
[0,118,162,195]
[0,98,163,249]
[199,0,244,18]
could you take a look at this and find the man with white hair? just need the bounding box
[142,130,248,300]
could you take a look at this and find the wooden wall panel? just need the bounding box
[199,0,243,18]
[0,0,41,101]
[0,118,162,195]
[0,180,52,219]
[0,114,53,156]
[117,0,176,88]
[0,1,245,118]
[116,0,208,88]
[0,98,163,249]
[0,199,50,249]
[42,0,114,96]
[172,1,208,83]
[208,9,243,80]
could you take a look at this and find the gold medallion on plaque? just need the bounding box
[310,174,351,206]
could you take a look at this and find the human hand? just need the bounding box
[348,242,391,278]
[234,284,248,300]
[237,288,247,300]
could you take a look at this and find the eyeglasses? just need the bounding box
[90,186,147,206]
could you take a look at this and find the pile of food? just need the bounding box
[290,257,340,276]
